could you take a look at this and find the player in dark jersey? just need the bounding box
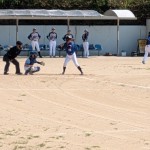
[82,29,89,58]
[24,51,44,75]
[62,35,83,75]
[3,41,23,75]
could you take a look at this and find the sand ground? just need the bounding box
[0,56,150,150]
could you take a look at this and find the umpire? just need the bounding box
[3,41,23,75]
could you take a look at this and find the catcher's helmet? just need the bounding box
[30,51,38,58]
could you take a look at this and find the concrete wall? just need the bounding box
[0,25,146,55]
[146,19,150,35]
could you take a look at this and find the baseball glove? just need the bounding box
[40,61,45,66]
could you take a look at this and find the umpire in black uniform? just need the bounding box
[3,41,23,75]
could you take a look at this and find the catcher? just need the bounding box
[24,51,45,75]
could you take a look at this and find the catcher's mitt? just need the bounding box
[40,61,45,66]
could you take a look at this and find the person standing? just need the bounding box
[62,29,74,42]
[28,28,42,58]
[3,41,23,75]
[142,32,150,64]
[82,29,89,58]
[47,27,57,57]
[62,35,83,75]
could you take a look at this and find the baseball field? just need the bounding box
[0,56,150,150]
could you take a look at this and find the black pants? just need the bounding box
[3,56,20,73]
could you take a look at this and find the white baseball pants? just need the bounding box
[24,66,40,72]
[143,45,150,62]
[31,41,40,52]
[49,40,56,56]
[83,41,89,57]
[63,53,79,67]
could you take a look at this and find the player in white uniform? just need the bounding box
[142,32,150,64]
[82,29,89,58]
[47,27,57,57]
[62,35,83,75]
[62,29,74,42]
[28,28,42,58]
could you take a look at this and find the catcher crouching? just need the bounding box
[24,51,45,75]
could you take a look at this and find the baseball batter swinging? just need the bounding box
[62,35,83,75]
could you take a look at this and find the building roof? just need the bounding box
[104,9,136,20]
[0,9,136,20]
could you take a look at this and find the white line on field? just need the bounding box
[24,75,94,80]
[109,81,150,89]
[0,88,101,91]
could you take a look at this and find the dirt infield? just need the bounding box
[0,56,150,150]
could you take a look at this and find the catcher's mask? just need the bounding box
[30,51,37,58]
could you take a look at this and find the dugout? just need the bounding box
[0,9,136,56]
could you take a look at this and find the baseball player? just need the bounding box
[142,32,150,64]
[3,41,23,75]
[62,35,83,75]
[62,29,74,41]
[47,27,57,57]
[82,29,89,58]
[28,28,42,58]
[24,51,45,75]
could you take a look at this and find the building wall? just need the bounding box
[146,19,150,35]
[0,25,146,55]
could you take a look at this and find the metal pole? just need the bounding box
[117,18,120,56]
[67,19,70,30]
[16,19,19,42]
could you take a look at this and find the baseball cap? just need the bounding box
[51,27,55,30]
[68,29,71,32]
[33,28,36,30]
[84,29,88,32]
[16,41,23,45]
[66,35,72,39]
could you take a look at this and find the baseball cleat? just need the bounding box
[16,72,23,75]
[4,72,9,75]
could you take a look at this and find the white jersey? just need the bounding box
[47,32,57,41]
[28,32,41,41]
